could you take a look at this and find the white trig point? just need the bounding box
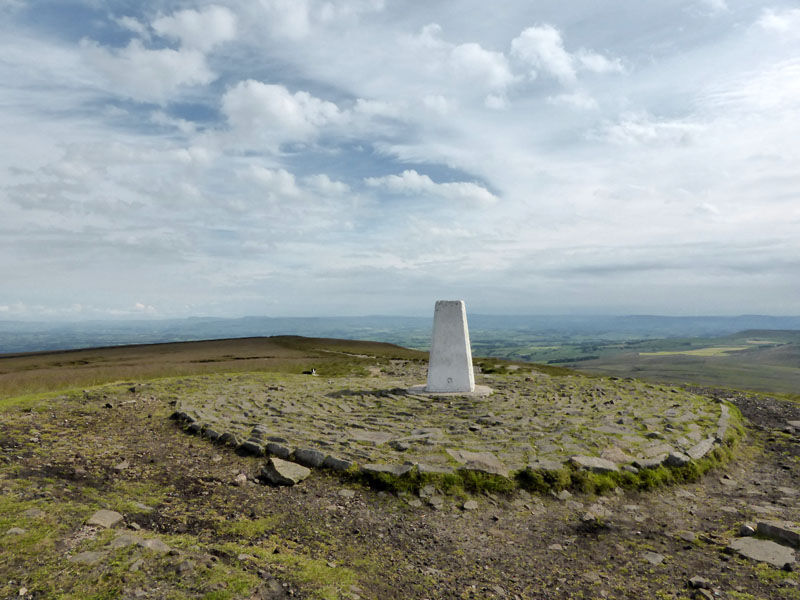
[426,300,476,393]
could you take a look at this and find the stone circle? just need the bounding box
[168,360,734,485]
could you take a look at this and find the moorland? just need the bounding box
[1,334,799,599]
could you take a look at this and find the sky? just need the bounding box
[1,0,799,320]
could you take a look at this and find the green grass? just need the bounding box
[640,346,749,357]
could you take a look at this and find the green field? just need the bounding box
[568,330,800,398]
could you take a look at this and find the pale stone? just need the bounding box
[687,438,715,460]
[728,537,796,568]
[569,455,619,473]
[716,404,730,442]
[109,533,142,549]
[634,456,667,470]
[417,463,455,475]
[447,449,509,477]
[349,431,393,446]
[87,509,124,528]
[600,446,634,464]
[69,551,105,565]
[528,459,564,472]
[261,457,311,486]
[139,538,172,553]
[426,300,475,393]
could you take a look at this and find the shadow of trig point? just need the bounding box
[408,300,492,397]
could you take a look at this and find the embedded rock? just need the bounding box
[728,537,796,568]
[294,448,326,468]
[569,455,619,473]
[322,456,354,472]
[266,442,291,459]
[664,452,691,467]
[69,551,105,565]
[87,509,124,529]
[417,463,455,475]
[757,521,800,548]
[447,449,509,477]
[527,459,564,472]
[361,463,414,477]
[238,440,264,456]
[634,456,666,470]
[687,438,715,461]
[218,432,240,447]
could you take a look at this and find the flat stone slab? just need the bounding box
[757,520,800,548]
[87,509,123,529]
[407,384,493,397]
[69,551,106,565]
[361,463,414,477]
[261,457,311,486]
[159,367,728,484]
[570,455,618,473]
[349,431,394,446]
[687,438,715,460]
[447,449,508,477]
[728,537,796,568]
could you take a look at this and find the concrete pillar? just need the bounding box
[426,300,475,393]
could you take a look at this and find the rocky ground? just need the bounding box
[170,364,727,478]
[1,366,798,600]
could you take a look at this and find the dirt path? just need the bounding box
[1,381,798,599]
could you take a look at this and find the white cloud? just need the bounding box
[133,302,157,314]
[549,90,598,110]
[449,42,516,91]
[576,50,624,74]
[511,25,576,83]
[115,15,148,36]
[80,39,215,103]
[152,5,237,51]
[221,80,342,145]
[511,25,622,84]
[484,94,507,110]
[252,0,385,39]
[757,8,800,37]
[699,0,728,14]
[365,169,498,205]
[318,0,385,22]
[593,112,701,145]
[255,0,311,40]
[244,166,301,198]
[704,58,800,112]
[408,24,516,95]
[353,98,403,118]
[305,173,350,195]
[422,94,451,115]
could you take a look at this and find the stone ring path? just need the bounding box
[169,363,737,487]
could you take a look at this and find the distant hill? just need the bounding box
[2,314,800,354]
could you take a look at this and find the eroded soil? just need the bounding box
[1,372,799,600]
